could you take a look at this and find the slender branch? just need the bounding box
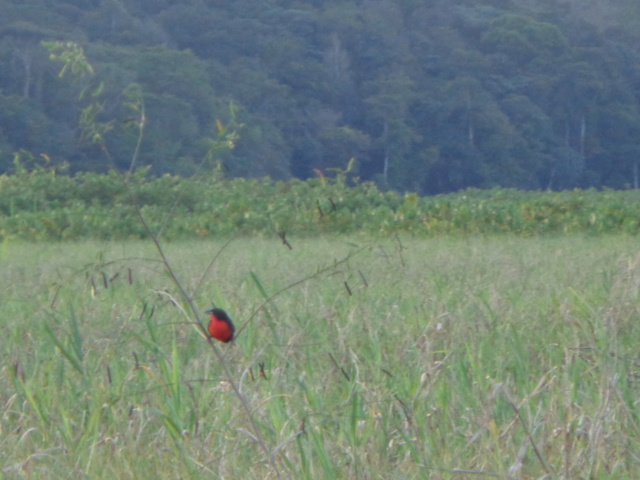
[192,233,241,299]
[233,249,363,341]
[130,190,280,475]
[100,125,281,478]
[127,112,145,176]
[508,401,551,475]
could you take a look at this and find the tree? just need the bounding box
[481,14,568,67]
[364,74,421,190]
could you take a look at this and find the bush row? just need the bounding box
[1,167,639,240]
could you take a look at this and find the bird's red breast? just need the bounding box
[206,308,235,343]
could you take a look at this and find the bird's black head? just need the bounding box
[206,308,231,322]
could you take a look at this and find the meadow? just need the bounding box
[2,234,640,479]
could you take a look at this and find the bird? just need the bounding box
[206,308,235,343]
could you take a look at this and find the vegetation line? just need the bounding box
[3,165,640,241]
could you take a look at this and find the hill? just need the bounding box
[2,0,640,193]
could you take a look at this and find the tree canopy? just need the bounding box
[1,0,640,193]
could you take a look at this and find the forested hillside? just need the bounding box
[2,0,640,194]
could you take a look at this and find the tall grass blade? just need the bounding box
[44,324,84,375]
[249,271,281,345]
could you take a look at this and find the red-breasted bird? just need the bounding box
[206,308,235,343]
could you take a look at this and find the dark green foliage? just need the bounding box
[2,1,640,193]
[2,167,640,241]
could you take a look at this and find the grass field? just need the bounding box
[2,234,640,479]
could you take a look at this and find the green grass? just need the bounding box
[2,235,640,478]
